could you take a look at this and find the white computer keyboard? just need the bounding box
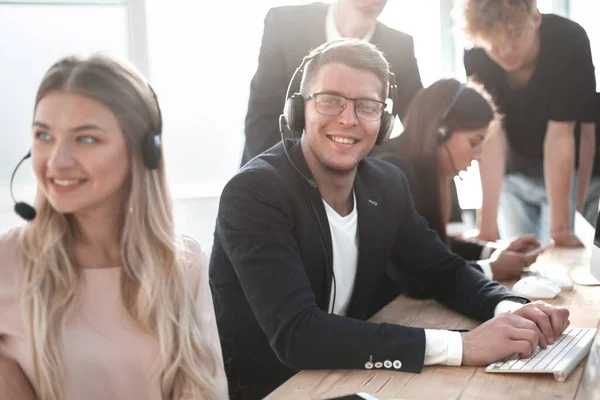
[486,327,597,382]
[524,263,574,290]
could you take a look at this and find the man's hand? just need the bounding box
[461,313,543,365]
[512,301,570,347]
[461,302,570,366]
[0,356,37,400]
[489,249,537,281]
[551,231,584,248]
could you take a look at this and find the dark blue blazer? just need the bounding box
[210,141,525,400]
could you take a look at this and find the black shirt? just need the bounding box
[464,14,596,177]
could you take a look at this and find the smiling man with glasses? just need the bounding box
[209,38,569,400]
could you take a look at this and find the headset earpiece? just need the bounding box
[143,132,161,169]
[437,83,466,144]
[437,123,450,143]
[144,84,163,170]
[375,72,397,144]
[376,112,394,144]
[283,93,306,134]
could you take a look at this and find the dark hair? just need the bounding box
[393,78,497,244]
[299,38,390,100]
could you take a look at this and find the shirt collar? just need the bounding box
[325,3,376,43]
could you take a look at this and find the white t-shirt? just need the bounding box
[323,192,359,316]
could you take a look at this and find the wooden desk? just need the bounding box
[267,247,600,400]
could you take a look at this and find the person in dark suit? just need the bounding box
[210,39,570,400]
[241,0,422,166]
[372,78,542,283]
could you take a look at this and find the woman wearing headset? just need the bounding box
[0,54,227,399]
[373,78,540,282]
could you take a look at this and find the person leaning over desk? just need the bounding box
[457,0,596,246]
[0,53,228,400]
[371,78,542,284]
[209,38,570,400]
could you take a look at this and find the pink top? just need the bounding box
[0,227,228,399]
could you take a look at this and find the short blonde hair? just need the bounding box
[455,0,538,43]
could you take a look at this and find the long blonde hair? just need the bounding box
[18,53,221,399]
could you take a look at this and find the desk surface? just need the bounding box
[267,247,600,400]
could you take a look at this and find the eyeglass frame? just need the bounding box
[304,92,388,121]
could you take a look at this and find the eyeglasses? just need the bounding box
[304,93,387,121]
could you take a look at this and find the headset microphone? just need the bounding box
[442,142,463,181]
[10,151,37,221]
[279,115,318,189]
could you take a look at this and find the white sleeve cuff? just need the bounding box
[480,244,495,260]
[424,329,463,366]
[476,260,494,280]
[494,300,525,316]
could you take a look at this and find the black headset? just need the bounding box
[142,84,163,170]
[282,53,398,145]
[10,82,163,221]
[437,82,466,143]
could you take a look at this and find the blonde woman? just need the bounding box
[0,54,228,400]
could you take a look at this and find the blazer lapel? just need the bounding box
[346,170,388,319]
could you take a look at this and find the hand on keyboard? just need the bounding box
[512,301,570,347]
[461,313,545,366]
[461,302,570,366]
